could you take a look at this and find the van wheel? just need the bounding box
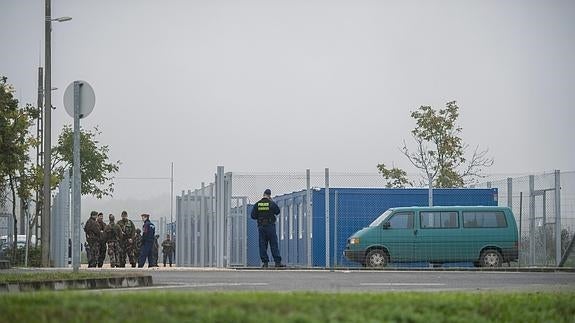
[480,249,503,267]
[365,249,389,268]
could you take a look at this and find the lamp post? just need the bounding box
[42,0,71,267]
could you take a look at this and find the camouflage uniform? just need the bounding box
[104,216,122,268]
[117,215,137,267]
[96,215,107,267]
[83,212,101,267]
[161,235,175,267]
[151,235,160,267]
[134,229,142,261]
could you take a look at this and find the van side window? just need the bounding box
[463,211,507,228]
[387,212,414,229]
[420,211,459,229]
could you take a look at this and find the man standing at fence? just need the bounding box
[251,189,285,268]
[83,211,101,268]
[138,213,156,268]
[117,210,137,268]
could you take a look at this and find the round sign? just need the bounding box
[63,80,95,119]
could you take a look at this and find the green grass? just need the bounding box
[0,291,574,322]
[0,271,143,283]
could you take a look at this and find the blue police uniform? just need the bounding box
[138,217,155,268]
[251,190,285,267]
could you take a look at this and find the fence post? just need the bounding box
[555,170,561,266]
[507,178,513,208]
[334,190,338,268]
[428,174,433,207]
[306,169,312,267]
[200,182,206,267]
[225,172,232,267]
[216,166,225,267]
[325,168,330,268]
[185,190,192,266]
[176,193,182,266]
[529,175,535,266]
[209,183,215,266]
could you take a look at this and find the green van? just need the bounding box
[343,206,518,267]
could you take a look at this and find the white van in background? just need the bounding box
[0,234,37,247]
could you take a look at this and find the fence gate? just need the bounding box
[529,173,561,266]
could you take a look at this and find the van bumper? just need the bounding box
[502,247,519,262]
[343,249,365,263]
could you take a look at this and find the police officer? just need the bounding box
[250,189,285,268]
[138,213,155,268]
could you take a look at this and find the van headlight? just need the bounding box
[349,238,360,245]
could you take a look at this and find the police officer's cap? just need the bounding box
[264,189,271,196]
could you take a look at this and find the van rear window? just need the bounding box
[462,211,507,228]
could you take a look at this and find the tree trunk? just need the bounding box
[9,175,18,262]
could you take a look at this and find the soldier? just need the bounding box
[161,234,175,267]
[96,212,107,267]
[104,214,122,268]
[151,234,160,267]
[134,228,142,260]
[117,210,137,267]
[83,211,101,268]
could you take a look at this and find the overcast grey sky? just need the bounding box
[1,0,574,217]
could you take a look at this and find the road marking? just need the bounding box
[360,283,446,286]
[85,282,269,292]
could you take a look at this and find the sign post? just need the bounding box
[64,80,95,272]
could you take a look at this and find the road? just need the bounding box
[117,269,575,293]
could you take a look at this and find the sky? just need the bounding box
[1,0,574,220]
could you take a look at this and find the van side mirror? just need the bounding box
[382,222,390,229]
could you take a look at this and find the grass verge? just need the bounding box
[0,291,574,322]
[0,271,142,283]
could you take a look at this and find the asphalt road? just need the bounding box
[119,269,575,293]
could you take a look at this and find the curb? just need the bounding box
[0,275,153,293]
[238,267,575,273]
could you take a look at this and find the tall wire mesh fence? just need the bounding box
[3,167,573,269]
[474,171,575,267]
[175,167,575,269]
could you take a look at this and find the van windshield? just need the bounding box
[369,210,393,227]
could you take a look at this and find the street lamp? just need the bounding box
[42,0,71,267]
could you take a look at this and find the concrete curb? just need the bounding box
[238,267,575,273]
[0,275,153,293]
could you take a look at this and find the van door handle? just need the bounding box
[413,229,418,236]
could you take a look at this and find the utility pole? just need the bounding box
[171,162,174,237]
[41,0,52,267]
[35,67,44,247]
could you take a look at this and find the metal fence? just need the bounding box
[36,169,173,267]
[474,171,575,267]
[176,167,574,269]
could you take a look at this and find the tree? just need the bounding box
[52,125,120,198]
[376,163,411,188]
[0,76,36,260]
[378,101,493,188]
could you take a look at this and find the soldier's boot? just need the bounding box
[275,262,286,268]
